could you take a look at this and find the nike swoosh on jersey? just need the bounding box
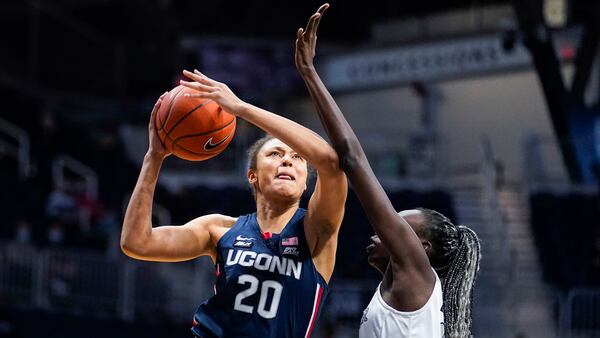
[204,129,234,151]
[236,235,256,241]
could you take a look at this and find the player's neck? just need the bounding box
[255,196,299,234]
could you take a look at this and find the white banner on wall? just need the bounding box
[320,34,533,91]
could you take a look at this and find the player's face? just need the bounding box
[399,209,433,258]
[251,139,308,202]
[366,210,432,274]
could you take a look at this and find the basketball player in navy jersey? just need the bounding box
[295,5,481,338]
[120,70,347,337]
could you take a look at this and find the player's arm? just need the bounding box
[120,95,235,263]
[295,5,433,279]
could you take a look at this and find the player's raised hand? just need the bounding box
[147,92,171,159]
[180,69,244,116]
[295,3,329,74]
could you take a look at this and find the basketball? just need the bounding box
[156,85,236,161]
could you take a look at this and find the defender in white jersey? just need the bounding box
[294,5,481,338]
[356,208,482,338]
[359,269,443,338]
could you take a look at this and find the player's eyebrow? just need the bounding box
[265,146,292,153]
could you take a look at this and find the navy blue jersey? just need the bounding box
[192,208,329,338]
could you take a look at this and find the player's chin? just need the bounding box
[367,255,379,269]
[366,249,377,264]
[270,186,302,202]
[367,250,387,265]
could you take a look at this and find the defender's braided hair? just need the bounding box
[417,208,481,338]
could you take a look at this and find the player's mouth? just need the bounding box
[275,173,295,181]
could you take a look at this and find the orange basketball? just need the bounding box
[156,85,236,161]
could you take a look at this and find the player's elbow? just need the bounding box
[120,231,148,258]
[120,239,151,259]
[120,237,137,257]
[120,240,134,257]
[334,138,364,172]
[313,148,342,174]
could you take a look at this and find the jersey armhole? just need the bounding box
[214,214,246,249]
[377,269,442,316]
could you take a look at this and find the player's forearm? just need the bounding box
[301,69,421,261]
[299,68,367,170]
[236,102,340,172]
[120,152,163,255]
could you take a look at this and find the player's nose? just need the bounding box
[281,154,293,167]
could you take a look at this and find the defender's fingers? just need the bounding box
[314,4,329,32]
[306,13,321,38]
[317,3,329,15]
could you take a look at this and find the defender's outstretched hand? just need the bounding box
[296,3,329,74]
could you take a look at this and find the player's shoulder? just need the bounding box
[185,214,239,245]
[211,214,238,227]
[187,213,238,229]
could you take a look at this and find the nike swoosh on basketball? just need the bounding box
[204,130,233,151]
[236,235,256,241]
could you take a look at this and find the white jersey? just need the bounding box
[359,271,444,338]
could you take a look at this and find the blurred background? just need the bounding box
[0,0,599,337]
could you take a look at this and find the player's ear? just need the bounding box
[422,240,432,254]
[247,169,257,184]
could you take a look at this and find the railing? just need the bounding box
[479,136,512,284]
[0,242,209,323]
[522,132,571,188]
[52,153,98,198]
[51,154,99,232]
[4,242,599,335]
[0,117,32,178]
[444,136,513,280]
[44,249,120,312]
[0,242,376,327]
[0,243,37,305]
[0,241,376,328]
